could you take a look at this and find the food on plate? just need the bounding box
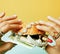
[1,23,56,48]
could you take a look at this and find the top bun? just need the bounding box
[23,25,45,35]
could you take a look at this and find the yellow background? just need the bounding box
[0,0,60,25]
[0,0,60,54]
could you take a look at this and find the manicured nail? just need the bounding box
[26,24,31,29]
[30,22,35,25]
[0,12,5,17]
[13,15,17,17]
[47,16,53,19]
[35,21,39,24]
[36,25,41,29]
[18,19,21,21]
[39,20,43,23]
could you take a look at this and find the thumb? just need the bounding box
[56,37,60,48]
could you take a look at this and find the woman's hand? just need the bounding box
[0,12,22,53]
[36,16,60,54]
[0,12,22,33]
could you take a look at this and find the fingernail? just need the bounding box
[30,22,35,25]
[39,20,44,23]
[36,25,41,29]
[13,15,17,17]
[26,24,31,29]
[35,21,39,24]
[47,16,51,18]
[47,16,53,19]
[18,19,21,21]
[47,16,55,22]
[0,12,5,16]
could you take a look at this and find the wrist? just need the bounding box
[46,45,60,54]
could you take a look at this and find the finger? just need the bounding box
[0,15,17,23]
[39,21,55,27]
[56,37,60,48]
[0,24,22,33]
[7,19,22,24]
[36,25,57,36]
[39,21,60,32]
[0,12,5,18]
[47,16,60,25]
[10,24,22,29]
[0,24,11,33]
[36,25,50,32]
[0,19,22,28]
[9,24,22,32]
[0,22,6,28]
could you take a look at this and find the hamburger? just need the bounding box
[1,23,56,48]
